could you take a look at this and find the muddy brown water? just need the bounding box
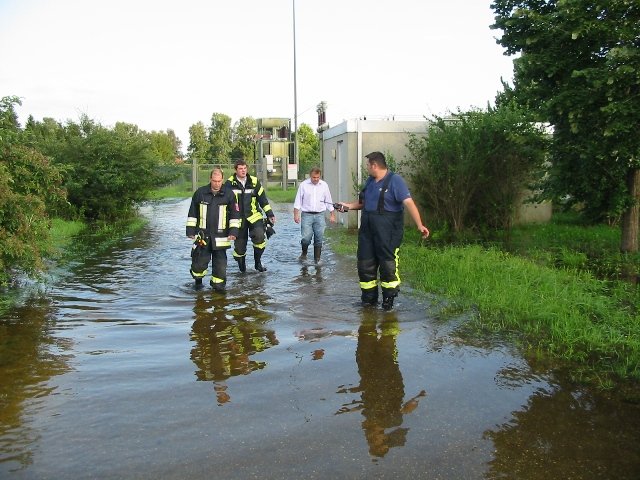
[1,198,639,479]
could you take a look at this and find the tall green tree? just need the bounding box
[187,121,210,165]
[230,116,257,162]
[24,116,65,156]
[149,130,179,165]
[208,113,232,164]
[296,123,320,177]
[491,0,640,251]
[165,128,182,161]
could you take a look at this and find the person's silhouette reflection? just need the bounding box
[190,293,278,405]
[337,312,426,457]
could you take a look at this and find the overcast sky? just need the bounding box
[0,0,516,150]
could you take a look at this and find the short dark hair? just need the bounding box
[365,151,387,168]
[234,159,248,169]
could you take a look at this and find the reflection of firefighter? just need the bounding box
[225,160,276,273]
[336,313,426,457]
[186,168,241,291]
[190,295,278,405]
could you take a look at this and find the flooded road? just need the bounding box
[1,198,639,479]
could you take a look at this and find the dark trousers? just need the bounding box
[233,220,266,258]
[191,244,228,289]
[357,211,404,299]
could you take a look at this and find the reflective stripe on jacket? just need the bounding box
[186,183,241,249]
[226,174,274,225]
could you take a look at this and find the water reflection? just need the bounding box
[189,293,278,405]
[0,298,71,471]
[484,383,640,479]
[336,311,427,458]
[299,264,323,281]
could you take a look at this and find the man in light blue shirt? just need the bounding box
[293,167,336,263]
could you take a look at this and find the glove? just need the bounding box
[264,219,276,239]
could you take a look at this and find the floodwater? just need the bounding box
[1,198,639,480]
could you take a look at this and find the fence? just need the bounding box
[166,163,260,192]
[166,161,296,193]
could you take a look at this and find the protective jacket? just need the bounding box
[226,174,274,225]
[186,183,241,249]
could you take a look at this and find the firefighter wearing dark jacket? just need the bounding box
[186,168,241,291]
[336,151,430,311]
[225,159,276,273]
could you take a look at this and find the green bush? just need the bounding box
[0,97,67,285]
[58,117,163,220]
[405,105,548,232]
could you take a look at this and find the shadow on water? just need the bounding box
[0,198,639,479]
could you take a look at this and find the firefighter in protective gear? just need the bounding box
[186,168,241,291]
[336,152,430,311]
[225,159,276,273]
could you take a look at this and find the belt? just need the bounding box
[303,211,322,214]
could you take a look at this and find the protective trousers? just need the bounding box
[233,220,267,260]
[357,211,404,302]
[191,242,228,291]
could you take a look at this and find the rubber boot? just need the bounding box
[361,288,379,306]
[313,246,322,264]
[254,247,267,272]
[299,244,308,260]
[382,292,397,311]
[210,279,226,293]
[236,256,246,273]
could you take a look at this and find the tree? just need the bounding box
[296,123,320,177]
[0,96,66,284]
[187,121,210,165]
[208,113,232,164]
[58,116,161,220]
[165,129,183,161]
[230,116,257,162]
[24,116,65,158]
[149,130,179,165]
[491,0,640,251]
[0,95,21,143]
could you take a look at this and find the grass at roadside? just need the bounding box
[147,183,193,200]
[265,187,296,204]
[47,181,292,259]
[147,184,297,204]
[49,218,86,250]
[493,212,640,281]
[48,216,148,263]
[326,224,640,388]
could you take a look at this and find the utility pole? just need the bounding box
[191,155,197,193]
[290,0,298,192]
